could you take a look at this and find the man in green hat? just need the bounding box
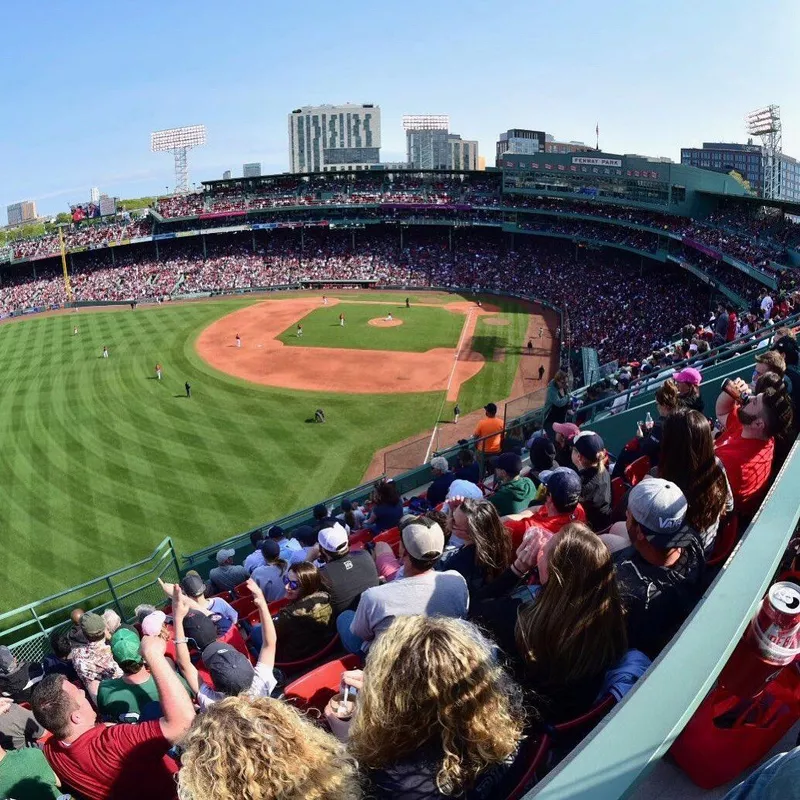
[98,628,191,722]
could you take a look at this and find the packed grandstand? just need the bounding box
[1,169,800,799]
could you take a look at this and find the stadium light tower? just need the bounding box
[151,125,207,193]
[746,106,782,200]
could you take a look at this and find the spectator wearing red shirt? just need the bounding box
[31,634,195,800]
[725,303,738,342]
[714,378,793,520]
[502,467,587,548]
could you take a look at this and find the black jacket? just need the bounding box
[578,466,612,531]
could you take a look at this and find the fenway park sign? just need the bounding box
[571,156,623,167]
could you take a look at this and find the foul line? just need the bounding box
[423,309,475,464]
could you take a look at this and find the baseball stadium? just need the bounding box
[3,157,800,798]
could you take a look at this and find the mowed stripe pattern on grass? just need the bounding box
[0,302,444,608]
[456,299,531,412]
[276,302,464,352]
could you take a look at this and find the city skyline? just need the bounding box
[0,0,798,216]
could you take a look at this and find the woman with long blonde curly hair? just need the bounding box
[177,694,362,800]
[347,615,525,798]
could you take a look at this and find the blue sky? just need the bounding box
[1,0,798,216]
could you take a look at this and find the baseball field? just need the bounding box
[0,290,550,608]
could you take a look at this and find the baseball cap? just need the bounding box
[495,452,522,476]
[80,611,107,639]
[572,431,605,461]
[539,467,582,509]
[267,525,285,540]
[401,521,445,560]
[313,504,329,520]
[552,422,580,440]
[110,628,143,665]
[216,548,236,565]
[141,610,167,637]
[201,641,255,696]
[0,646,16,675]
[484,402,498,415]
[529,436,556,471]
[673,367,702,386]
[446,479,483,501]
[772,335,799,364]
[180,572,206,598]
[183,611,219,651]
[293,524,317,546]
[628,478,690,548]
[318,522,349,553]
[259,539,281,560]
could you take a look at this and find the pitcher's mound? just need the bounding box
[369,318,404,327]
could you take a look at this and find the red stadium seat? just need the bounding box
[209,590,232,602]
[624,456,651,487]
[283,654,362,714]
[348,529,373,548]
[551,694,616,734]
[221,623,253,662]
[268,597,290,616]
[230,595,257,619]
[233,581,252,599]
[275,634,341,672]
[504,733,551,800]
[707,514,740,568]
[373,526,401,555]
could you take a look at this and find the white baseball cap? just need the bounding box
[318,522,349,553]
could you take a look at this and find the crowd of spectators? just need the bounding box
[2,312,795,798]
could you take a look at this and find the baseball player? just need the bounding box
[155,363,162,381]
[102,346,109,359]
[297,324,303,338]
[339,313,345,327]
[236,333,241,348]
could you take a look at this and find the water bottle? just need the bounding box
[645,411,654,431]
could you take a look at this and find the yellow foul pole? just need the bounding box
[59,226,73,304]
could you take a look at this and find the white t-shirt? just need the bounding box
[196,662,277,711]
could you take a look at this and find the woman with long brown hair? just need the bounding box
[514,522,628,721]
[439,498,513,599]
[343,615,525,799]
[658,408,732,554]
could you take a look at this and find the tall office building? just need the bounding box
[496,129,546,164]
[404,116,479,170]
[288,104,381,173]
[449,135,478,170]
[90,187,100,204]
[222,170,232,180]
[6,200,37,227]
[243,162,262,178]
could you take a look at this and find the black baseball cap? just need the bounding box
[180,572,206,599]
[495,452,522,477]
[201,642,255,696]
[259,539,281,559]
[529,436,557,471]
[484,402,498,415]
[267,525,285,539]
[182,611,218,651]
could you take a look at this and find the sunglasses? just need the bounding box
[282,576,299,590]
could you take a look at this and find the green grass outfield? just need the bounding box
[276,303,463,352]
[0,293,529,608]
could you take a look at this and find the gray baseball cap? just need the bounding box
[401,522,445,560]
[628,479,691,548]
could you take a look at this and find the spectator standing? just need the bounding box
[69,612,122,703]
[725,303,739,343]
[571,432,612,531]
[318,523,379,615]
[426,456,456,506]
[341,616,524,799]
[0,647,44,704]
[339,519,469,653]
[206,548,249,594]
[615,479,705,657]
[487,453,536,516]
[473,403,505,471]
[543,371,571,437]
[32,633,195,800]
[713,305,729,346]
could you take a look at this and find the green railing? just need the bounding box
[0,539,179,664]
